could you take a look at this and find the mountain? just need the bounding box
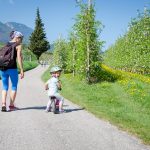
[0,21,33,44]
[0,22,11,43]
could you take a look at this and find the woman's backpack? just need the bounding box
[0,42,18,70]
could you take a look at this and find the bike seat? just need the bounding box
[50,96,56,99]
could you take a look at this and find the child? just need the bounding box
[45,66,64,113]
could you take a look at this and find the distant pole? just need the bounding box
[86,0,92,83]
[88,0,92,9]
[58,33,62,41]
[73,32,76,77]
[58,33,62,67]
[29,55,32,62]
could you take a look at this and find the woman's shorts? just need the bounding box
[0,69,18,91]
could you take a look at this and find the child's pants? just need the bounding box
[47,93,64,111]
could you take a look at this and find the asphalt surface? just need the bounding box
[0,66,150,150]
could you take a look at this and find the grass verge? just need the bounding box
[0,61,38,80]
[22,61,38,72]
[42,66,150,144]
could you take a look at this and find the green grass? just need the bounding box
[0,43,4,47]
[0,61,38,80]
[42,67,150,145]
[22,61,38,72]
[0,43,38,72]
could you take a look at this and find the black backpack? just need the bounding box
[0,42,18,70]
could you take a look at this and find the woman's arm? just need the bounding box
[16,45,24,79]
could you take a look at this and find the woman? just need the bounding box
[0,31,24,112]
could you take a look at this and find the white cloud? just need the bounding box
[9,0,14,4]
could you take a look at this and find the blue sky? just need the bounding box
[0,0,149,50]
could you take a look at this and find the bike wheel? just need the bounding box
[51,99,56,114]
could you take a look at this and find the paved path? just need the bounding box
[0,66,150,150]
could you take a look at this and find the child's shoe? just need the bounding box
[45,107,51,112]
[59,109,65,114]
[45,108,49,112]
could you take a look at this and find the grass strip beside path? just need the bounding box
[22,61,38,72]
[42,68,150,144]
[0,61,38,80]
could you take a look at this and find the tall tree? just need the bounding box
[53,35,68,70]
[73,1,104,83]
[66,32,77,76]
[28,8,50,60]
[104,7,150,74]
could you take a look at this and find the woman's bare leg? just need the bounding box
[2,90,7,106]
[10,90,17,106]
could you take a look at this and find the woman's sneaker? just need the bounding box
[1,106,7,112]
[9,105,19,111]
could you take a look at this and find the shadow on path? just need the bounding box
[64,108,85,113]
[19,106,46,110]
[18,106,84,113]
